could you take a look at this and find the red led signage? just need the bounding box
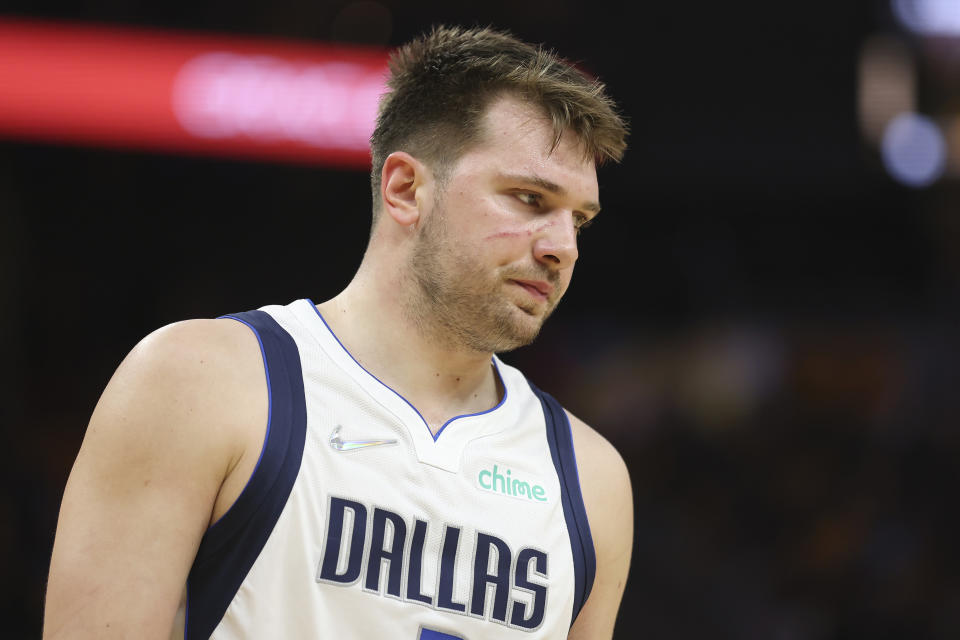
[0,18,390,167]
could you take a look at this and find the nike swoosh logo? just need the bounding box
[329,425,397,451]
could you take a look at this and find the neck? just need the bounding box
[316,267,503,435]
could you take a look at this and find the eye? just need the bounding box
[515,192,543,207]
[574,213,594,235]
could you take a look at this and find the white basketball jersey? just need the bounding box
[174,299,595,639]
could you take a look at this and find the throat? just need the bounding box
[414,364,506,437]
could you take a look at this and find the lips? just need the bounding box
[512,279,553,300]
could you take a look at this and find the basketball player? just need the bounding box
[44,26,632,639]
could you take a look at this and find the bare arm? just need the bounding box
[567,412,634,640]
[43,319,266,639]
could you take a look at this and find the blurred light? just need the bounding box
[857,36,915,144]
[0,18,388,167]
[881,112,947,187]
[893,0,960,36]
[172,53,384,151]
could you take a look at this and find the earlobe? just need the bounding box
[380,152,423,227]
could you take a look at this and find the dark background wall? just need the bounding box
[2,1,959,637]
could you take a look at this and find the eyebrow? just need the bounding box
[499,172,602,214]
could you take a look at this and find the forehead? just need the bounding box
[456,96,599,198]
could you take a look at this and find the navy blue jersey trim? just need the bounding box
[528,381,596,627]
[184,310,307,639]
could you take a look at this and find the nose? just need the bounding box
[532,212,579,270]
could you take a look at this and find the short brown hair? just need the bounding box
[369,25,628,216]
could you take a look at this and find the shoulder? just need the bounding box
[565,410,633,639]
[565,410,632,508]
[89,317,268,486]
[127,317,262,377]
[121,314,268,438]
[44,317,269,636]
[118,317,264,405]
[79,315,272,536]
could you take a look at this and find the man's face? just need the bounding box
[405,95,601,353]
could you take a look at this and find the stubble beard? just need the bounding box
[404,203,557,354]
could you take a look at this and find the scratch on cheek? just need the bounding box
[485,231,523,240]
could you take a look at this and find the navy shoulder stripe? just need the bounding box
[528,381,596,627]
[185,310,308,639]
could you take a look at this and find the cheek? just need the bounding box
[483,229,532,241]
[558,265,575,290]
[482,215,540,242]
[483,216,561,243]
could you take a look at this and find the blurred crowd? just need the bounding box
[513,312,960,639]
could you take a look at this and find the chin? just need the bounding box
[495,316,545,352]
[461,297,551,353]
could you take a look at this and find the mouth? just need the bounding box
[511,279,553,302]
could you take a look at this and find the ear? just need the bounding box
[380,151,427,227]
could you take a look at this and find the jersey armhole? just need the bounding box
[527,381,597,628]
[183,310,308,639]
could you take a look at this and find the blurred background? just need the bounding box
[2,0,959,637]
